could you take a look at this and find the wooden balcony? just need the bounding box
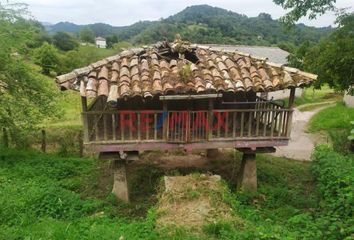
[82,100,293,152]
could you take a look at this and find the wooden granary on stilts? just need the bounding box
[56,38,317,202]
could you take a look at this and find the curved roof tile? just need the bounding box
[56,41,317,103]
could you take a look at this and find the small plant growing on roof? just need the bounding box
[178,63,192,84]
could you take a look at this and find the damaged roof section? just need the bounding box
[56,40,317,103]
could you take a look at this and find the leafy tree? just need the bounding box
[273,0,337,24]
[79,26,95,43]
[303,13,354,92]
[52,31,79,51]
[56,50,82,75]
[106,34,118,48]
[34,42,59,75]
[0,2,60,147]
[286,41,312,69]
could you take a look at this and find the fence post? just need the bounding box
[41,129,46,153]
[3,128,9,148]
[79,130,84,157]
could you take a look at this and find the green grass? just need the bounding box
[45,91,82,128]
[277,85,342,111]
[309,102,354,132]
[308,102,354,154]
[76,45,118,64]
[0,149,321,239]
[294,85,342,107]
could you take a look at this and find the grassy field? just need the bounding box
[294,85,341,107]
[308,102,354,154]
[0,149,319,239]
[277,85,342,111]
[309,102,354,132]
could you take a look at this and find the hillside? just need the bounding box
[46,5,332,46]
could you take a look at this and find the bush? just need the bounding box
[310,145,354,239]
[328,129,352,154]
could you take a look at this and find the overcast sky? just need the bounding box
[21,0,354,27]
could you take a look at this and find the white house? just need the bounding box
[95,37,107,49]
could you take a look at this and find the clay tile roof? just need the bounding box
[55,41,317,103]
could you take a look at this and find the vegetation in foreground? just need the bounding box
[0,147,352,239]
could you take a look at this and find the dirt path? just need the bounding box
[272,105,332,161]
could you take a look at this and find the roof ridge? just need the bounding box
[200,43,287,50]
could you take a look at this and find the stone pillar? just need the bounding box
[237,153,257,192]
[206,149,219,159]
[112,160,130,203]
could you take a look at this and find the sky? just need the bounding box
[20,0,354,27]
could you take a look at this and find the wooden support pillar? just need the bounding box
[288,87,296,109]
[237,152,257,192]
[81,96,88,112]
[112,159,130,203]
[286,87,296,137]
[81,96,89,144]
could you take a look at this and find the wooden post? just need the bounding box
[81,96,88,112]
[286,87,296,137]
[237,151,257,192]
[81,96,89,143]
[163,101,168,140]
[208,99,213,140]
[79,130,84,157]
[112,159,130,203]
[288,87,296,109]
[41,129,46,153]
[206,99,219,158]
[2,128,8,148]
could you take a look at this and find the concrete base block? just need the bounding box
[112,160,130,203]
[237,153,257,192]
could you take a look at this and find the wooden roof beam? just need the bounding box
[159,93,223,101]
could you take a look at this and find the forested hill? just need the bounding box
[46,4,332,46]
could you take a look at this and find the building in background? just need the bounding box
[95,37,107,48]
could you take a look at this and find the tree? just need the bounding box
[79,27,95,43]
[303,13,354,92]
[34,42,59,75]
[52,31,79,51]
[273,0,337,25]
[106,34,118,48]
[0,2,60,147]
[275,0,354,92]
[286,41,312,69]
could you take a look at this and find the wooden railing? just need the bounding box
[82,106,293,144]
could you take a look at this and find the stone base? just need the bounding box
[112,160,130,203]
[237,153,257,192]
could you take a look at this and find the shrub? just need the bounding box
[328,129,351,155]
[310,145,354,239]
